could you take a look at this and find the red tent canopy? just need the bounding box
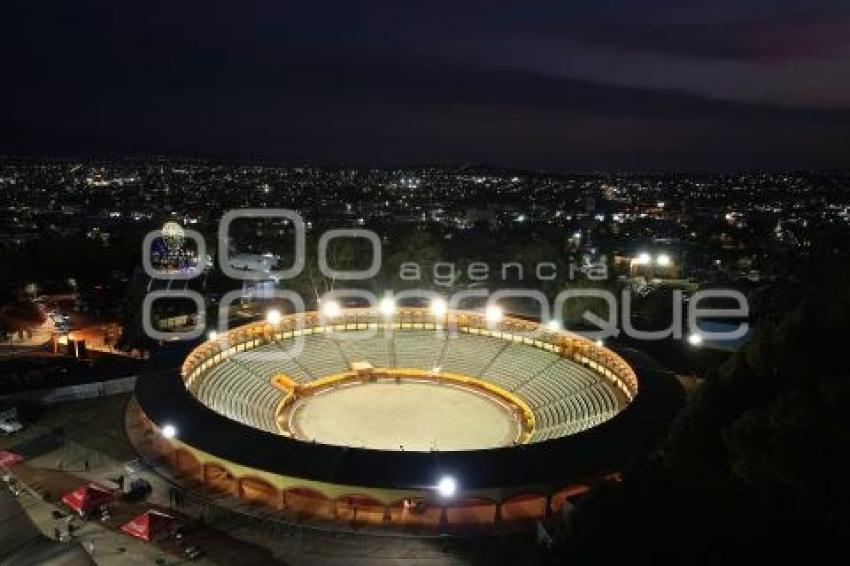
[0,449,23,467]
[120,510,177,542]
[61,483,114,514]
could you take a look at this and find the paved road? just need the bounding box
[1,393,536,565]
[0,480,93,565]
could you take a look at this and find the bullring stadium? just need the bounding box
[132,303,682,528]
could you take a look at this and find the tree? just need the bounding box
[545,264,850,565]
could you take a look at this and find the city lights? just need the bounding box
[3,1,846,551]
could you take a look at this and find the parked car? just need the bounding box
[184,545,204,560]
[0,419,23,435]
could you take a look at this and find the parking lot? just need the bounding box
[1,393,526,565]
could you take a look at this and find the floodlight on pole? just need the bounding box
[266,309,282,326]
[485,304,503,324]
[430,297,447,317]
[436,475,458,498]
[379,295,395,317]
[161,424,177,439]
[321,299,341,319]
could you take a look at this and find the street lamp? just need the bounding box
[161,424,177,439]
[436,475,458,498]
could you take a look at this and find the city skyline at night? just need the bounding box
[1,3,849,565]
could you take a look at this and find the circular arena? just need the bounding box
[132,306,683,529]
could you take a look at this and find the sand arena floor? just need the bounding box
[290,380,520,451]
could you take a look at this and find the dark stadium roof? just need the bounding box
[135,350,683,491]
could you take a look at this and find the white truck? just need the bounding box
[0,406,23,435]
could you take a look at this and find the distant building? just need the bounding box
[228,253,279,274]
[614,251,683,281]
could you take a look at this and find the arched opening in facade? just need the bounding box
[203,462,236,495]
[388,498,442,527]
[238,476,279,508]
[550,484,590,514]
[445,497,498,525]
[500,492,548,522]
[282,487,334,520]
[173,448,202,480]
[336,494,387,525]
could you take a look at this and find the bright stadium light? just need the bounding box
[485,304,503,324]
[430,297,447,317]
[657,254,671,267]
[436,475,458,498]
[379,295,395,316]
[208,330,218,342]
[636,252,651,265]
[688,333,704,347]
[161,424,177,439]
[266,309,282,326]
[321,299,341,319]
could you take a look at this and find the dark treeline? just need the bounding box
[537,261,850,565]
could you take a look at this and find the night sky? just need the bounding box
[2,1,849,171]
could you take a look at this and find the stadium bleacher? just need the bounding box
[439,333,509,376]
[482,343,560,390]
[190,329,624,441]
[392,330,446,369]
[196,359,285,432]
[334,331,393,367]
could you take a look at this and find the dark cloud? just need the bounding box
[1,0,848,170]
[571,16,850,62]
